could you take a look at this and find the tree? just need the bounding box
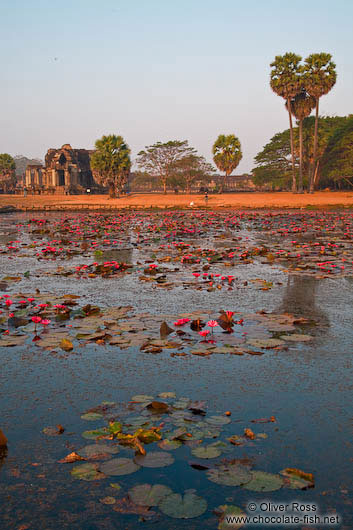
[286,90,315,192]
[90,135,131,198]
[322,115,353,187]
[270,53,302,192]
[169,153,215,193]
[303,53,337,192]
[0,153,16,192]
[212,134,242,192]
[137,141,194,194]
[252,130,292,189]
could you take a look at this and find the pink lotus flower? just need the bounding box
[207,320,219,328]
[199,330,210,337]
[192,273,200,278]
[31,316,42,324]
[41,319,51,326]
[174,318,191,326]
[5,299,12,307]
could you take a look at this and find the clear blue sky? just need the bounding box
[1,0,352,172]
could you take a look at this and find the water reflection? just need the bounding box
[278,275,329,326]
[0,447,7,474]
[97,248,133,264]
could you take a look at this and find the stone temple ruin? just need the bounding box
[25,144,95,193]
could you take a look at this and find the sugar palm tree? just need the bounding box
[270,53,302,192]
[303,53,337,192]
[212,134,242,192]
[286,90,315,193]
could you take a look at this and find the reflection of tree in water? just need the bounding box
[0,447,8,474]
[278,275,329,327]
[98,248,133,264]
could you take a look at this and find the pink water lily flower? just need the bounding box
[41,319,51,326]
[199,330,210,337]
[207,320,218,328]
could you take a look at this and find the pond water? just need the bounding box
[0,210,351,529]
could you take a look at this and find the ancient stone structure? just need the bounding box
[25,144,94,192]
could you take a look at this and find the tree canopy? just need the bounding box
[252,116,352,190]
[212,134,242,191]
[90,135,131,197]
[137,140,198,194]
[322,115,353,187]
[0,154,16,191]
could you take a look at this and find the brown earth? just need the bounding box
[1,191,353,211]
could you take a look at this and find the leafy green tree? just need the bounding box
[286,90,315,192]
[303,53,337,192]
[322,116,353,187]
[137,140,193,194]
[0,153,16,192]
[212,134,242,192]
[90,135,131,198]
[270,53,302,192]
[252,130,292,189]
[169,153,215,193]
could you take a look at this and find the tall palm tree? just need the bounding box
[270,53,302,192]
[286,90,315,193]
[303,53,337,192]
[212,134,242,192]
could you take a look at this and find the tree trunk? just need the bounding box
[298,120,303,193]
[313,161,320,188]
[287,99,297,193]
[310,99,319,193]
[163,180,167,194]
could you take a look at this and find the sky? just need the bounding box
[1,0,353,173]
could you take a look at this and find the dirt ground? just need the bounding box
[1,191,353,210]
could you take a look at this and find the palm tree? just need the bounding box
[303,53,337,192]
[90,134,131,198]
[286,90,315,192]
[270,53,302,192]
[212,134,242,192]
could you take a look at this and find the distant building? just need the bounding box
[25,144,95,192]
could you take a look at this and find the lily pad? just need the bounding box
[78,444,119,459]
[216,505,245,530]
[280,334,313,342]
[207,464,252,486]
[80,412,103,421]
[242,470,283,492]
[71,462,106,481]
[205,415,231,426]
[159,492,207,519]
[129,483,173,506]
[134,451,174,468]
[191,445,222,459]
[131,394,154,402]
[280,468,314,489]
[100,458,140,476]
[82,428,110,440]
[247,338,285,349]
[158,392,176,399]
[158,439,182,450]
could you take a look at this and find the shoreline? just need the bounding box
[1,191,353,211]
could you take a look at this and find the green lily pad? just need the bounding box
[78,444,119,459]
[131,394,154,402]
[158,439,182,450]
[242,470,283,492]
[159,492,207,519]
[129,483,173,506]
[279,469,314,489]
[134,451,174,468]
[82,428,110,439]
[191,445,222,459]
[71,462,106,481]
[280,334,313,342]
[80,412,103,421]
[205,415,231,426]
[207,464,252,486]
[110,482,121,490]
[100,458,140,476]
[216,505,245,530]
[247,338,285,349]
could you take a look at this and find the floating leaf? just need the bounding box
[60,338,73,352]
[78,444,119,459]
[71,462,106,481]
[206,415,231,426]
[191,445,222,459]
[242,470,283,492]
[113,496,156,517]
[100,458,140,476]
[207,464,252,486]
[134,451,174,468]
[131,394,154,403]
[82,428,110,440]
[147,401,169,412]
[129,483,173,506]
[247,338,285,349]
[159,492,207,519]
[216,504,245,530]
[100,496,116,505]
[280,468,314,489]
[80,412,103,421]
[158,439,182,450]
[280,334,313,342]
[58,452,84,463]
[158,392,176,399]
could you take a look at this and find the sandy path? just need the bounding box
[1,191,353,210]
